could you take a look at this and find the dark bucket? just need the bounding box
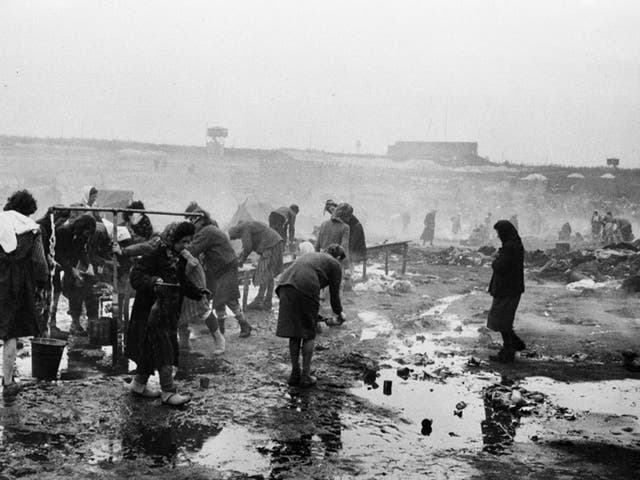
[88,317,114,346]
[31,338,67,380]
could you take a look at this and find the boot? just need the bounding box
[218,317,226,335]
[510,331,526,351]
[178,326,190,350]
[69,315,87,337]
[205,314,225,355]
[129,379,161,398]
[237,313,252,338]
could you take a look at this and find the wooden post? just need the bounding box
[111,211,120,368]
[242,270,251,310]
[401,243,408,274]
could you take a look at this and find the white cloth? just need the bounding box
[100,218,131,242]
[81,185,96,205]
[0,210,40,253]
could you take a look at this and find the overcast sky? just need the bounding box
[1,0,638,166]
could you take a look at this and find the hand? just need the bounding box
[112,242,123,256]
[71,267,83,280]
[181,249,199,268]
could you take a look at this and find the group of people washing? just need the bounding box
[0,188,366,406]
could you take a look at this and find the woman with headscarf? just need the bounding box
[276,244,347,387]
[1,190,48,398]
[487,220,526,363]
[125,221,210,406]
[421,210,436,246]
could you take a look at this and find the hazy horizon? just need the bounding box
[1,0,639,167]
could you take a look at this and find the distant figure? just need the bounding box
[590,210,602,240]
[401,211,411,233]
[451,214,461,236]
[509,214,518,231]
[316,211,350,262]
[616,218,634,242]
[420,210,436,246]
[334,203,366,264]
[487,220,525,363]
[324,199,338,216]
[558,222,572,241]
[269,204,299,246]
[602,212,617,244]
[484,212,493,230]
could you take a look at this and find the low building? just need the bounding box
[387,141,488,165]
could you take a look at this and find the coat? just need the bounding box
[315,218,350,261]
[270,206,296,242]
[347,215,366,262]
[0,231,48,339]
[277,252,343,315]
[186,224,237,290]
[488,238,525,297]
[228,221,283,264]
[126,243,204,373]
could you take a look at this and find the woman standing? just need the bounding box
[125,221,209,406]
[487,220,526,363]
[276,245,347,387]
[1,190,48,398]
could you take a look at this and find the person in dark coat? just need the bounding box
[228,221,284,311]
[126,221,209,406]
[315,215,350,264]
[487,220,526,362]
[1,190,49,398]
[54,214,97,336]
[276,245,347,388]
[269,204,299,246]
[421,210,436,246]
[184,202,252,338]
[122,200,154,243]
[334,203,366,263]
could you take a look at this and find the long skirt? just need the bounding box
[275,285,318,340]
[254,242,284,286]
[487,295,521,332]
[179,262,210,326]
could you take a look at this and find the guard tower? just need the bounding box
[206,126,228,156]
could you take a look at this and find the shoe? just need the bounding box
[212,331,226,355]
[70,323,88,337]
[239,323,252,338]
[288,371,301,386]
[299,375,317,388]
[49,326,69,340]
[513,339,526,351]
[129,380,161,398]
[161,391,191,406]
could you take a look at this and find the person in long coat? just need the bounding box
[184,203,252,337]
[315,214,350,264]
[487,220,525,363]
[228,221,284,311]
[421,210,436,246]
[125,221,209,406]
[1,190,48,398]
[334,203,366,263]
[276,245,347,387]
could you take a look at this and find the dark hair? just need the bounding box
[290,204,299,214]
[72,214,97,236]
[185,201,216,227]
[324,244,346,261]
[123,200,145,221]
[172,221,195,244]
[4,189,37,216]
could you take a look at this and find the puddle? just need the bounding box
[359,311,393,340]
[195,425,273,473]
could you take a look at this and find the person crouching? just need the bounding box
[125,221,210,406]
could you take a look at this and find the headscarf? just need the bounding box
[81,185,98,205]
[184,201,217,227]
[334,203,353,223]
[324,199,338,215]
[160,222,180,246]
[493,220,521,245]
[0,211,40,253]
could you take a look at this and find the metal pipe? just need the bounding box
[49,206,204,217]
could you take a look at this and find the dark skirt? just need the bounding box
[0,261,40,340]
[487,295,521,332]
[211,260,241,309]
[275,285,318,340]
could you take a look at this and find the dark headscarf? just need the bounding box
[493,220,521,245]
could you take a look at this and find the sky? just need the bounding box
[1,0,639,166]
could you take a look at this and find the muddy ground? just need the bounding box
[1,247,640,479]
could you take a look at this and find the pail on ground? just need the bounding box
[31,338,67,380]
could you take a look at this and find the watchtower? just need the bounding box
[206,126,228,156]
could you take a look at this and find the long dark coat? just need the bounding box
[347,215,366,263]
[488,222,525,297]
[0,231,48,339]
[125,244,203,374]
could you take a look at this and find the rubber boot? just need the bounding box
[237,312,252,338]
[178,326,190,350]
[205,313,225,355]
[218,317,226,335]
[510,331,526,351]
[69,315,87,337]
[300,339,317,387]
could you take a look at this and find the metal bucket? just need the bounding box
[31,338,67,380]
